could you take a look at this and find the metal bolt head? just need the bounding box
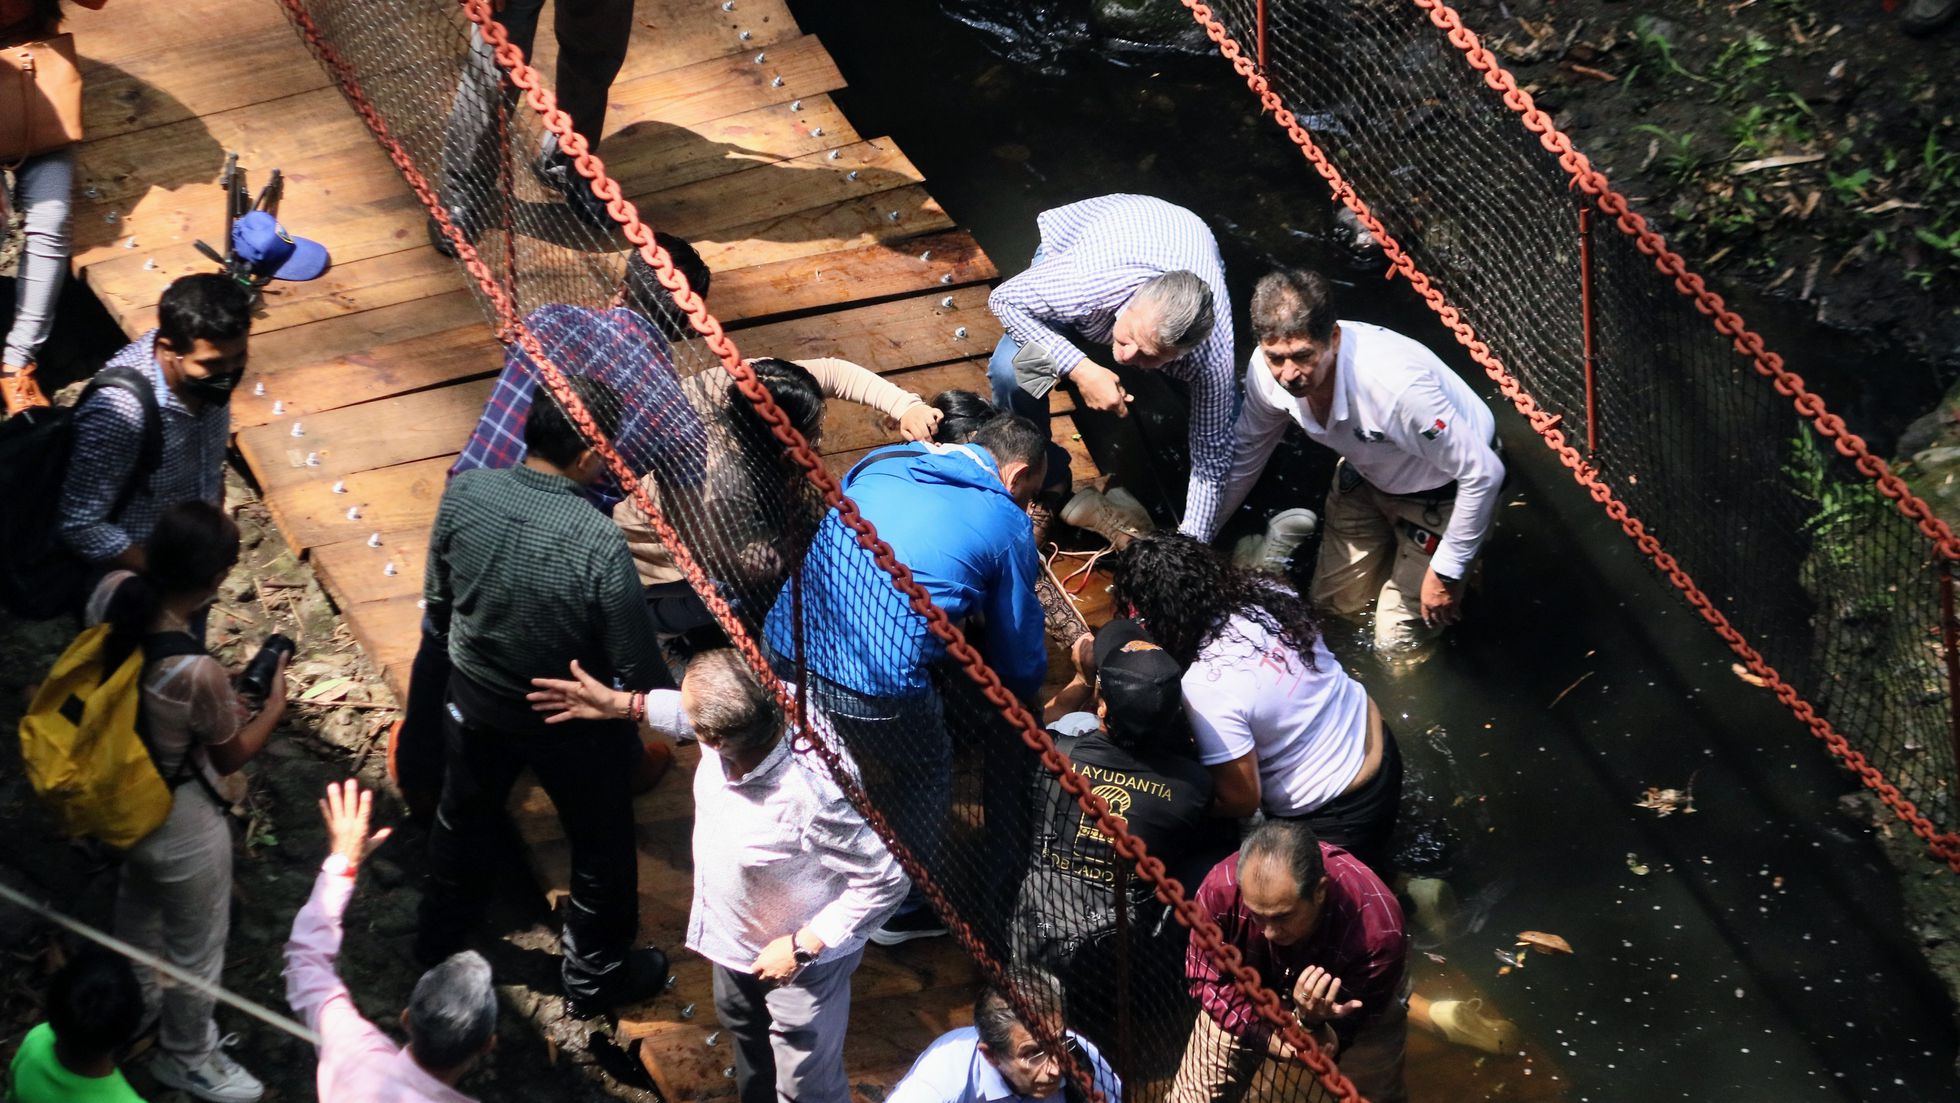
[790,99,803,111]
[720,1,734,10]
[366,532,382,548]
[305,451,320,467]
[827,149,841,160]
[332,481,347,494]
[705,1030,721,1047]
[941,296,955,308]
[666,974,679,990]
[940,273,954,284]
[753,51,766,63]
[680,1003,696,1020]
[82,185,98,199]
[955,326,969,339]
[739,29,751,40]
[383,561,397,577]
[723,1067,736,1079]
[124,237,137,249]
[103,211,119,224]
[919,250,933,261]
[887,210,900,222]
[271,400,285,416]
[290,421,305,437]
[847,170,859,181]
[253,381,265,397]
[346,506,361,521]
[770,75,783,87]
[810,126,824,137]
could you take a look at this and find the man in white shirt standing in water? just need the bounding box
[1217,268,1505,658]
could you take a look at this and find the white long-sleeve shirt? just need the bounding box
[987,194,1237,539]
[685,720,909,971]
[1222,321,1504,579]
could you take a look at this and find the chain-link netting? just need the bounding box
[1205,0,1959,848]
[276,1,1378,1100]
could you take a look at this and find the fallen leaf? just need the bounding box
[1861,199,1925,215]
[1627,853,1651,876]
[300,676,353,702]
[1732,153,1826,175]
[1494,948,1525,968]
[1497,965,1513,976]
[1517,931,1574,954]
[1635,785,1698,816]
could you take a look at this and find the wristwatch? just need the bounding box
[791,931,818,967]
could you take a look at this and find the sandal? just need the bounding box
[1,362,49,416]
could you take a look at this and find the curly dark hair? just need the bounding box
[1105,533,1320,669]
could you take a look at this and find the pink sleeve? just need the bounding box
[283,859,399,1069]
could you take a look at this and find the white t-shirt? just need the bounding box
[1181,614,1369,816]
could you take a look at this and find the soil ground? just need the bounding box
[0,468,649,1102]
[1445,0,1959,365]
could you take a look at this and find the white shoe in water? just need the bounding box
[149,1035,265,1103]
[1234,507,1320,573]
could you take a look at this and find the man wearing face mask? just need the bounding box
[1216,268,1505,657]
[57,274,256,591]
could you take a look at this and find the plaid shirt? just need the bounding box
[987,195,1237,539]
[1186,846,1407,1049]
[450,304,705,508]
[424,464,662,704]
[57,330,229,563]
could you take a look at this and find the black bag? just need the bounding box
[0,365,161,619]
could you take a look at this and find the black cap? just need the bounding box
[1093,618,1186,745]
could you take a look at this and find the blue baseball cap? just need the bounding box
[230,211,330,281]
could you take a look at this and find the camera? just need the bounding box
[237,633,296,700]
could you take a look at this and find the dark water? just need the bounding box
[789,1,1960,1099]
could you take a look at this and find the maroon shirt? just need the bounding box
[1184,844,1407,1047]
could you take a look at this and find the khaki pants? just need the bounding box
[1309,468,1461,655]
[1164,996,1409,1103]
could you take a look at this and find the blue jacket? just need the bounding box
[764,442,1047,702]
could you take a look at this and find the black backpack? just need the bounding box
[0,366,161,619]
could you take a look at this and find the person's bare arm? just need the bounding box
[1208,753,1262,818]
[209,653,288,776]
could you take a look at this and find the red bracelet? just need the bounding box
[628,691,645,723]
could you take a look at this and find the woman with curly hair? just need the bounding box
[1106,532,1402,872]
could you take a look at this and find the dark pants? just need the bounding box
[393,618,453,824]
[439,0,636,206]
[1280,724,1404,876]
[415,696,642,1002]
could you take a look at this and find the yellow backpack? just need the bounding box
[19,624,208,849]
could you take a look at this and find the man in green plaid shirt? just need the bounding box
[414,374,671,1016]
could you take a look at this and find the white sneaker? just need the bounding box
[1235,508,1319,573]
[150,1036,265,1103]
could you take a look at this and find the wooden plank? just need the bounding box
[712,229,996,324]
[601,34,843,135]
[690,186,954,273]
[728,286,999,373]
[606,94,860,202]
[311,536,425,610]
[236,377,494,499]
[525,0,803,85]
[79,27,329,142]
[235,323,499,431]
[88,239,472,337]
[334,594,424,700]
[270,455,455,553]
[636,138,925,247]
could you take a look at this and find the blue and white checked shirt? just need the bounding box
[988,194,1237,539]
[57,330,229,563]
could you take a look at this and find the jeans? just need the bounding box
[797,667,947,917]
[115,785,230,1065]
[986,333,1075,496]
[712,949,864,1103]
[417,697,643,1002]
[4,147,73,368]
[438,0,635,208]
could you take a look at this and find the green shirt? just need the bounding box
[424,464,662,702]
[7,1024,146,1103]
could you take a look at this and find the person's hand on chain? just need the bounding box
[1419,567,1464,629]
[1292,965,1363,1025]
[1069,360,1132,418]
[897,404,943,442]
[319,779,392,873]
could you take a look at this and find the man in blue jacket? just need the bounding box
[765,413,1049,944]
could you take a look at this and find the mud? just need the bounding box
[0,467,648,1102]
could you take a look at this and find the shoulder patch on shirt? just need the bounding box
[1420,417,1448,440]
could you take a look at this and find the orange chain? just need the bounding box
[277,0,1368,1097]
[1177,0,1960,871]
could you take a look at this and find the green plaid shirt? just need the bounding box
[425,464,662,702]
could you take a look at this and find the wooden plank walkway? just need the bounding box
[62,2,1561,1099]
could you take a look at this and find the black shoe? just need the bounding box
[426,202,487,258]
[867,908,947,947]
[1902,0,1959,35]
[533,149,614,231]
[565,946,670,1019]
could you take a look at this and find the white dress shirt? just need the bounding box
[1222,320,1505,580]
[886,1026,1122,1103]
[684,716,909,972]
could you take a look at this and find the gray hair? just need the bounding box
[1130,270,1216,351]
[685,649,782,755]
[1249,269,1336,343]
[407,951,497,1072]
[974,968,1064,1054]
[1239,819,1326,897]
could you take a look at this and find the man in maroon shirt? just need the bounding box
[1168,820,1408,1103]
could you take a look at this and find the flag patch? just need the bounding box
[1420,418,1448,440]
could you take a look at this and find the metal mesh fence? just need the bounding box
[275,1,1378,1100]
[1207,0,1959,844]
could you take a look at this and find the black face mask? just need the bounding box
[179,372,242,407]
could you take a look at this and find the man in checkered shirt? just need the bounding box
[57,275,254,595]
[986,194,1238,540]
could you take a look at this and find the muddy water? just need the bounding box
[789,1,1960,1098]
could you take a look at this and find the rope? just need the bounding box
[1174,0,1960,873]
[0,878,322,1047]
[276,0,1369,1097]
